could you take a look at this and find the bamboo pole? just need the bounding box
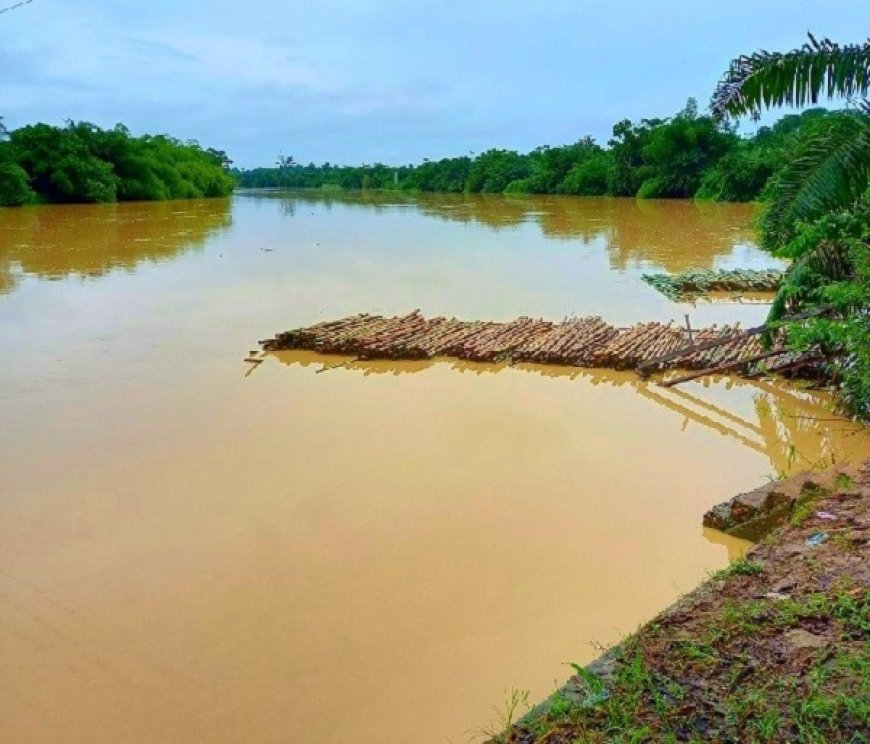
[659,349,788,388]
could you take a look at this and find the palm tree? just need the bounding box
[712,35,870,119]
[710,37,870,418]
[711,34,870,251]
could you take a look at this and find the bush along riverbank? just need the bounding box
[494,460,869,744]
[0,120,235,206]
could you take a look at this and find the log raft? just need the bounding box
[261,311,817,383]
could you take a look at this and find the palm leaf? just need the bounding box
[711,34,870,120]
[759,114,870,250]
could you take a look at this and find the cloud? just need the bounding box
[4,0,870,166]
[140,32,338,92]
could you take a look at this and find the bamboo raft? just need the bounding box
[642,268,784,300]
[260,311,811,379]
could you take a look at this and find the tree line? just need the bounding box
[236,100,843,203]
[0,120,235,206]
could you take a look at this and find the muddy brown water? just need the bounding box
[1,193,867,743]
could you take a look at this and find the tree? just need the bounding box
[1,120,234,205]
[636,98,737,198]
[712,34,870,249]
[464,149,531,193]
[711,35,870,418]
[712,34,870,121]
[606,118,658,196]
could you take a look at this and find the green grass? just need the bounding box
[722,557,765,577]
[835,472,854,489]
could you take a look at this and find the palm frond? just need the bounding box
[759,115,870,250]
[711,34,870,120]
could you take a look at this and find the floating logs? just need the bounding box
[452,317,554,362]
[261,312,803,379]
[512,317,619,366]
[642,268,784,300]
[591,322,684,369]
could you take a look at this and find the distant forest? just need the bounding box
[0,120,235,206]
[237,100,850,203]
[1,101,858,208]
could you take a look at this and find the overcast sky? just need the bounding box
[2,1,868,168]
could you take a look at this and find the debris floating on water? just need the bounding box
[642,267,784,300]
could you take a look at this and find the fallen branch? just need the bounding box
[659,349,788,388]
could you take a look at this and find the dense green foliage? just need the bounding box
[0,120,235,206]
[237,102,835,203]
[770,202,870,420]
[711,34,870,420]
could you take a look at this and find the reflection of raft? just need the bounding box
[261,310,814,379]
[642,268,784,300]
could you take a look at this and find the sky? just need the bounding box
[2,0,868,168]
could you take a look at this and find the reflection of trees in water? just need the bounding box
[0,262,14,295]
[0,199,232,295]
[600,199,759,272]
[267,348,866,476]
[639,377,858,476]
[749,380,844,473]
[247,190,759,274]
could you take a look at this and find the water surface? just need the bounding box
[1,193,866,743]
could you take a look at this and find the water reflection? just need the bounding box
[267,349,865,480]
[702,526,749,561]
[246,190,761,273]
[0,199,232,294]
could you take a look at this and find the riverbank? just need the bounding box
[500,460,869,743]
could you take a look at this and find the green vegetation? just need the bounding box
[719,557,765,578]
[0,119,235,206]
[236,103,834,203]
[710,35,870,420]
[479,688,531,743]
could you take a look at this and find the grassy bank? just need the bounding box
[497,462,869,744]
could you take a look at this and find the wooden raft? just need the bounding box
[260,311,813,381]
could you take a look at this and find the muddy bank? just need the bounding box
[500,460,869,743]
[702,467,855,541]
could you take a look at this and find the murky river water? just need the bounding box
[1,193,867,743]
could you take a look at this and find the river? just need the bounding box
[1,192,867,743]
